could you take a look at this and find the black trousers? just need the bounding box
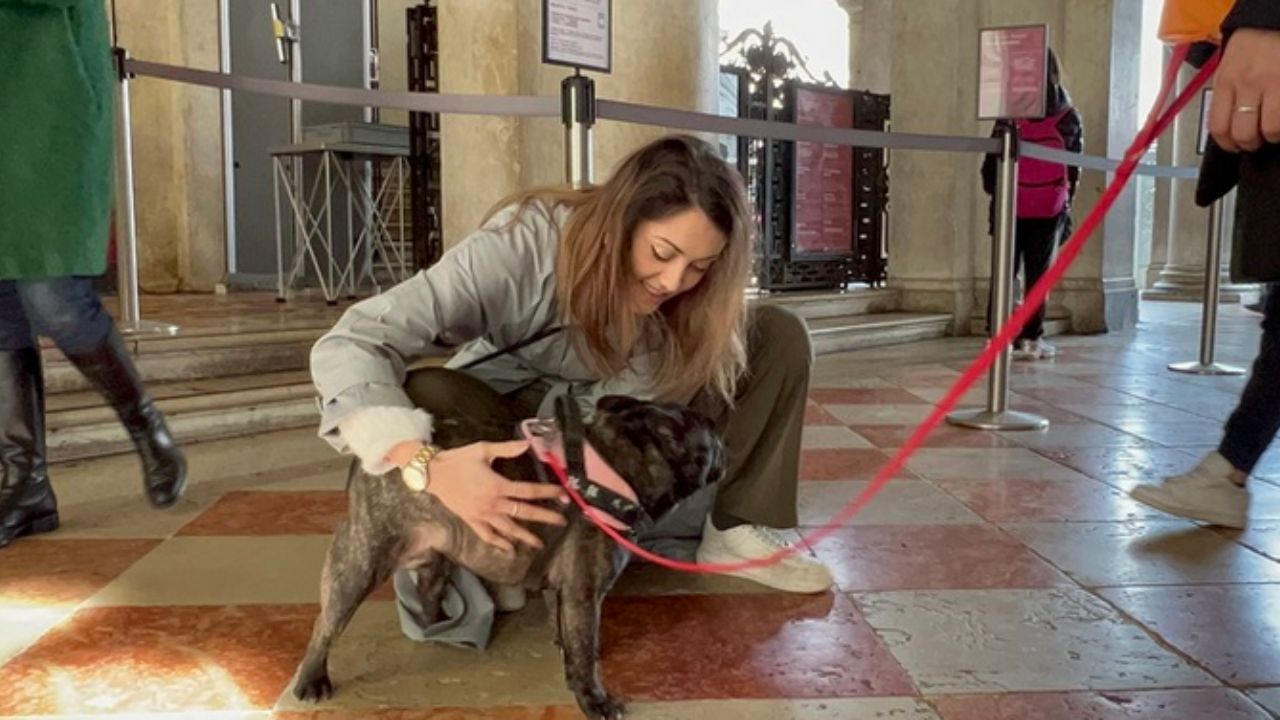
[987,215,1062,342]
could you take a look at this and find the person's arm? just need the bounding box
[980,123,1001,196]
[1058,108,1084,203]
[311,206,553,474]
[1223,0,1280,34]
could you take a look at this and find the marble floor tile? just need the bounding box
[1219,522,1280,562]
[1248,687,1280,717]
[825,404,938,426]
[848,424,1020,450]
[903,448,1093,482]
[1004,521,1280,587]
[273,600,573,711]
[85,536,332,607]
[797,480,982,527]
[998,424,1154,450]
[1099,584,1280,686]
[0,538,159,607]
[803,401,843,426]
[800,425,875,450]
[812,524,1071,592]
[934,479,1168,523]
[808,387,927,405]
[178,491,348,536]
[800,448,909,482]
[0,604,318,715]
[852,588,1217,694]
[598,593,915,700]
[931,688,1271,720]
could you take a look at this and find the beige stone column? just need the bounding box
[884,0,983,328]
[514,0,720,189]
[1144,129,1176,288]
[1145,67,1256,303]
[114,1,226,292]
[436,0,523,250]
[1145,62,1212,301]
[839,0,893,94]
[1053,0,1144,332]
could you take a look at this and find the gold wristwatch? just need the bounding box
[401,443,443,492]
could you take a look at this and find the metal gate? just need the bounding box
[407,3,443,269]
[721,23,890,291]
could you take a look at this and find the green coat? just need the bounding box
[0,0,114,280]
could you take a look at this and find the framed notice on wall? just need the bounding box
[977,24,1049,120]
[792,85,856,257]
[542,0,612,73]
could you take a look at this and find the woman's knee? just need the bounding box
[403,367,513,421]
[16,278,111,353]
[750,304,814,371]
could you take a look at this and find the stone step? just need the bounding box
[43,301,948,461]
[46,375,320,463]
[754,287,900,321]
[41,328,326,393]
[808,313,953,355]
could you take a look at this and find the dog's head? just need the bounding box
[579,395,725,520]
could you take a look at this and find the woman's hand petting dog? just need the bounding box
[420,440,568,553]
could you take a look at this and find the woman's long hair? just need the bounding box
[483,134,752,404]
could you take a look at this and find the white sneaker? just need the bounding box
[1129,452,1249,529]
[1012,339,1056,361]
[695,517,834,594]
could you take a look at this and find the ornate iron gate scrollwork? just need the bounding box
[407,3,443,269]
[720,23,889,290]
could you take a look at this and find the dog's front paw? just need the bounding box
[575,688,625,719]
[293,669,334,702]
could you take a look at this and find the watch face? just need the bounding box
[402,464,427,492]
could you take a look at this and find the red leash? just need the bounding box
[548,45,1217,574]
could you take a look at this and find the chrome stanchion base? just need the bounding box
[1168,360,1245,376]
[119,320,181,337]
[946,408,1049,431]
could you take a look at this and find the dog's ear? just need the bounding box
[595,395,641,415]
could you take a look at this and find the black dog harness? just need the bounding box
[520,396,654,535]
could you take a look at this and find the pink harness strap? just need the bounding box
[520,418,638,530]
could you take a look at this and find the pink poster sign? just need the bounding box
[978,24,1049,120]
[793,87,855,256]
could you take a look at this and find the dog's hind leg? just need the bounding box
[293,517,394,702]
[409,551,451,626]
[550,532,627,720]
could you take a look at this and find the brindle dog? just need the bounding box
[291,395,725,719]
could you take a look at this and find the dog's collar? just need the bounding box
[519,414,653,535]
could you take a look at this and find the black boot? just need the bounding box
[1,347,59,548]
[64,328,186,508]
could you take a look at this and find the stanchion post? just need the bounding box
[1169,197,1245,375]
[947,123,1048,431]
[561,72,595,188]
[112,48,179,337]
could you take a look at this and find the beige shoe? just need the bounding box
[695,517,834,594]
[1129,452,1249,529]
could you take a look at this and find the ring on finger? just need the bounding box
[1236,106,1260,114]
[510,502,520,519]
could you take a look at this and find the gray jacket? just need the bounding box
[310,199,656,472]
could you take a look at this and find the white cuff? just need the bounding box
[337,406,434,476]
